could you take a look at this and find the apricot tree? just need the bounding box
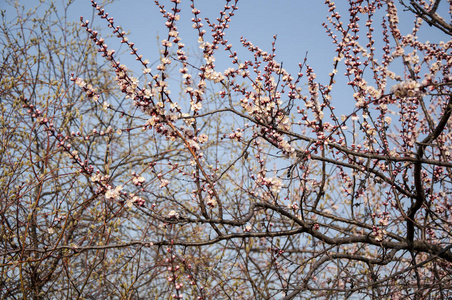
[1,0,452,299]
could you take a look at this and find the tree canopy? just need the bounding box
[1,0,452,299]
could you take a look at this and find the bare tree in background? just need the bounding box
[1,0,452,299]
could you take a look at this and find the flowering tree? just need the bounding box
[1,0,452,299]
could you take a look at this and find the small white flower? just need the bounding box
[198,134,208,143]
[190,101,202,112]
[133,176,145,185]
[75,77,86,88]
[268,177,283,193]
[126,196,142,208]
[168,210,179,219]
[161,57,171,64]
[206,196,217,207]
[90,173,102,183]
[105,185,122,200]
[159,179,170,188]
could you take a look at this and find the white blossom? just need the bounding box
[105,185,122,200]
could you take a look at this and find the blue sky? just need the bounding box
[5,0,446,89]
[67,1,334,76]
[66,0,448,70]
[64,1,448,98]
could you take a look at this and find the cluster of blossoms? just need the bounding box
[132,173,146,186]
[390,80,422,98]
[126,195,145,208]
[257,176,283,193]
[105,185,122,200]
[226,40,300,156]
[91,171,145,207]
[90,172,110,184]
[205,195,217,207]
[203,66,225,83]
[72,75,100,101]
[372,225,387,242]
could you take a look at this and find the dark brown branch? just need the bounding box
[408,95,452,243]
[400,0,452,36]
